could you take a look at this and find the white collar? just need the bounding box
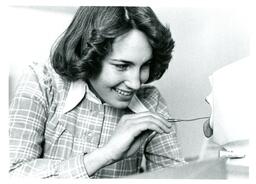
[63,80,148,114]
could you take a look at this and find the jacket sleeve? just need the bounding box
[9,64,90,178]
[139,86,187,172]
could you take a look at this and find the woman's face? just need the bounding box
[89,29,152,109]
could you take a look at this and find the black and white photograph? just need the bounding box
[3,0,255,182]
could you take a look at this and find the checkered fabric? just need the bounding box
[9,61,186,178]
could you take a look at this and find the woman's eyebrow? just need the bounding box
[110,59,152,64]
[110,59,133,64]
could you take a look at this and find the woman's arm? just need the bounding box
[9,65,94,178]
[9,88,93,178]
[139,87,187,171]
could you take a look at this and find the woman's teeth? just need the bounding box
[114,88,132,96]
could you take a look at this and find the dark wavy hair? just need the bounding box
[50,6,174,83]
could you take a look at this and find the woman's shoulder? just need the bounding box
[28,60,56,80]
[136,85,171,118]
[135,85,162,110]
[26,60,68,89]
[14,60,69,104]
[136,85,161,98]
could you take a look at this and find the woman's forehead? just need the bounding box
[109,29,153,63]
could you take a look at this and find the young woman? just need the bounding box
[9,6,186,178]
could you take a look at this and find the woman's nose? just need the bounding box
[124,71,141,90]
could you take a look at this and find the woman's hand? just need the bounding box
[103,111,172,162]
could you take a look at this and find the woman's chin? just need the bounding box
[108,100,130,109]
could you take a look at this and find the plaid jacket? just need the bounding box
[9,61,185,178]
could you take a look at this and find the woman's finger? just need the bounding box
[122,112,172,133]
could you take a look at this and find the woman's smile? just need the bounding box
[113,88,133,97]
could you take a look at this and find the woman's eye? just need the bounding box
[114,64,129,71]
